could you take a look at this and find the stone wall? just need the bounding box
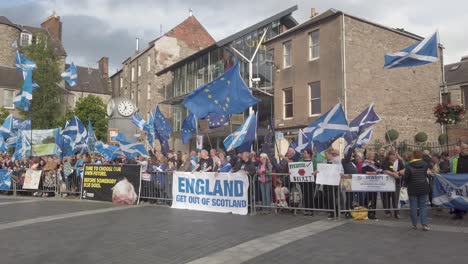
[0,24,20,66]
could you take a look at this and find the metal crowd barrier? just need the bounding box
[139,171,173,204]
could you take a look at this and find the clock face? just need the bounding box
[107,99,115,117]
[117,99,135,117]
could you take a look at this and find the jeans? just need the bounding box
[409,194,428,226]
[259,181,272,207]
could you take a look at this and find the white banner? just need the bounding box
[172,171,249,215]
[316,164,342,186]
[288,162,315,182]
[341,174,396,192]
[23,170,42,189]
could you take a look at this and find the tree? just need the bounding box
[19,33,62,129]
[0,107,9,125]
[73,95,108,140]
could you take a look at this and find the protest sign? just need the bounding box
[315,164,342,186]
[340,174,395,192]
[172,171,249,215]
[288,162,314,182]
[23,170,42,189]
[82,164,141,204]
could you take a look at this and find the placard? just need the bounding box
[82,165,141,204]
[196,135,203,150]
[315,163,342,186]
[23,170,42,189]
[288,162,315,182]
[172,171,249,215]
[341,174,396,192]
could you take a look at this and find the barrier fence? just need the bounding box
[3,169,446,220]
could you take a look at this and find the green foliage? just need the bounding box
[414,132,428,143]
[385,129,399,142]
[0,107,10,125]
[19,33,62,129]
[73,95,108,140]
[438,133,448,145]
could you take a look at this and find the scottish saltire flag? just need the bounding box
[153,106,172,140]
[303,103,349,152]
[61,63,78,87]
[294,129,312,153]
[15,51,36,78]
[116,139,149,159]
[237,113,258,153]
[207,113,229,129]
[12,117,31,131]
[433,173,468,210]
[0,115,15,139]
[224,112,257,152]
[13,69,33,111]
[181,112,196,144]
[183,62,260,118]
[12,131,30,161]
[219,163,232,172]
[96,141,121,161]
[144,111,155,148]
[112,132,128,142]
[384,31,439,69]
[87,120,97,152]
[131,113,146,130]
[0,137,8,152]
[354,127,374,148]
[62,116,88,151]
[0,169,12,191]
[344,103,381,144]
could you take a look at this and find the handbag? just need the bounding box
[399,187,409,203]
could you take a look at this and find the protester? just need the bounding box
[194,150,213,172]
[189,151,198,171]
[257,153,272,212]
[274,178,289,207]
[362,151,381,220]
[232,152,256,177]
[300,149,316,216]
[322,148,343,219]
[381,150,405,219]
[178,153,192,172]
[449,145,461,172]
[210,149,220,172]
[451,143,468,219]
[439,151,450,173]
[404,150,431,231]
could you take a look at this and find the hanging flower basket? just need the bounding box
[433,103,465,125]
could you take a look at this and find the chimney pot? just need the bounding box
[311,8,318,18]
[98,57,109,78]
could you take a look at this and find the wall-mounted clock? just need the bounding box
[117,98,135,117]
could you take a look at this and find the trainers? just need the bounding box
[422,225,430,231]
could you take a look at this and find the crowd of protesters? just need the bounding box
[1,141,467,229]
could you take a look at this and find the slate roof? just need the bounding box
[444,59,468,86]
[65,64,111,95]
[15,24,66,57]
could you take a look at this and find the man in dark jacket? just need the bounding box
[232,152,256,177]
[404,150,430,230]
[452,143,468,219]
[342,147,358,218]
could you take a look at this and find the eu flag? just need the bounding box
[207,113,230,129]
[153,106,172,140]
[181,112,196,144]
[183,62,260,118]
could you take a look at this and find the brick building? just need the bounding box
[443,57,468,142]
[0,13,110,118]
[265,8,442,149]
[109,14,215,145]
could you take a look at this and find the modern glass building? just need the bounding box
[157,6,298,150]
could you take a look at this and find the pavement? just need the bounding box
[0,195,466,264]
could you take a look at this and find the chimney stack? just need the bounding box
[41,12,62,42]
[310,8,318,18]
[98,57,109,78]
[135,38,139,53]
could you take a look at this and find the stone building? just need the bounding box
[109,13,215,145]
[443,56,468,142]
[265,8,442,148]
[0,13,110,118]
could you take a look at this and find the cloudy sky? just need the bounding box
[1,0,466,73]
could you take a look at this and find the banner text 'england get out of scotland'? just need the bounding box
[172,172,249,215]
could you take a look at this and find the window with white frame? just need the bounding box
[131,66,135,81]
[138,64,141,77]
[283,88,293,118]
[120,77,123,88]
[309,82,321,115]
[20,32,32,47]
[3,89,14,109]
[283,40,292,68]
[147,55,151,72]
[147,84,151,100]
[309,30,320,60]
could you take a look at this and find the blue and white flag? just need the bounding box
[15,51,37,78]
[207,113,229,129]
[344,103,381,144]
[223,112,257,152]
[62,116,88,152]
[433,173,468,210]
[0,169,12,190]
[303,103,349,152]
[0,115,15,140]
[13,69,34,111]
[218,163,232,172]
[181,112,196,144]
[61,62,78,87]
[87,120,97,152]
[12,117,31,131]
[354,127,374,148]
[144,111,155,148]
[0,137,8,152]
[118,140,149,159]
[12,131,31,161]
[294,129,312,153]
[153,106,172,140]
[96,141,121,161]
[131,113,147,130]
[384,31,439,69]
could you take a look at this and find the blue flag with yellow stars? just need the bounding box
[207,113,230,129]
[153,105,172,140]
[181,112,196,144]
[182,61,260,118]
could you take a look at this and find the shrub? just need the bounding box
[385,129,399,142]
[414,132,428,143]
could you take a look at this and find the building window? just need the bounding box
[120,77,123,88]
[172,106,187,132]
[283,40,292,68]
[283,88,293,118]
[309,30,320,60]
[131,66,135,81]
[147,55,151,72]
[147,84,151,100]
[20,33,32,47]
[138,64,141,77]
[462,86,468,106]
[309,82,321,115]
[3,89,14,109]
